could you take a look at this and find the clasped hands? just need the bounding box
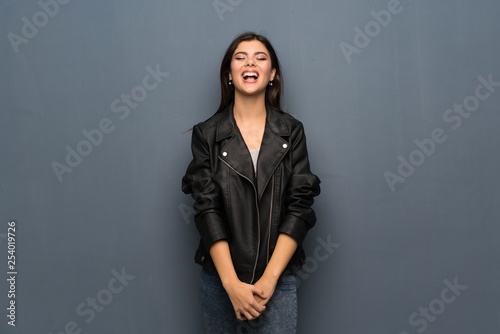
[224,275,277,321]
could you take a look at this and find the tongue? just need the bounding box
[243,76,258,83]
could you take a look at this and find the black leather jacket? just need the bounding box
[182,104,320,283]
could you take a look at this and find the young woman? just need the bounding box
[182,32,321,333]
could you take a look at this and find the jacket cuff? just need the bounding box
[278,215,310,244]
[196,212,229,249]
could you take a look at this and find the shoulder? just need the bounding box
[194,112,222,133]
[268,107,305,136]
[281,111,304,129]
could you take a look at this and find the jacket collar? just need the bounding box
[215,103,291,199]
[216,103,290,141]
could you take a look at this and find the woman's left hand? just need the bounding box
[253,275,278,306]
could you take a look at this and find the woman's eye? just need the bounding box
[257,58,267,61]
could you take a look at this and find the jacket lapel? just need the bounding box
[220,132,256,183]
[256,108,290,199]
[216,104,291,198]
[217,105,256,184]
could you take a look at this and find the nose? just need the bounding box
[245,58,256,67]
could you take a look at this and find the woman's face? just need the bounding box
[229,40,276,98]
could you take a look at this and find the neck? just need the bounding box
[233,93,266,120]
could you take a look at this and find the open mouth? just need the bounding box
[242,71,259,83]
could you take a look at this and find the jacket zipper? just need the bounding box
[219,158,261,284]
[267,175,274,263]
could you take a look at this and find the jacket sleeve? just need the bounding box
[278,122,321,244]
[182,124,229,249]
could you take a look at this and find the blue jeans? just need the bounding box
[199,268,298,334]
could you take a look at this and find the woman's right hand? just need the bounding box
[223,280,267,321]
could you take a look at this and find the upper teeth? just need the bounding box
[244,72,258,77]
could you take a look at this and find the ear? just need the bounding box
[270,68,276,81]
[228,73,232,81]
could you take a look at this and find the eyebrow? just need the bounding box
[233,51,268,56]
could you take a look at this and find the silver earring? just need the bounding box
[229,80,232,85]
[268,81,273,86]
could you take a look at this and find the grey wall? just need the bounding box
[1,0,499,333]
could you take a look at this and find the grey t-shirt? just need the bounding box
[249,148,260,173]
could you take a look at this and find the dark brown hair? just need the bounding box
[216,32,283,113]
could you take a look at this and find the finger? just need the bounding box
[236,305,260,321]
[252,287,267,299]
[250,299,266,313]
[252,293,267,305]
[239,311,255,321]
[247,309,260,320]
[246,303,265,319]
[236,309,250,321]
[256,297,269,307]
